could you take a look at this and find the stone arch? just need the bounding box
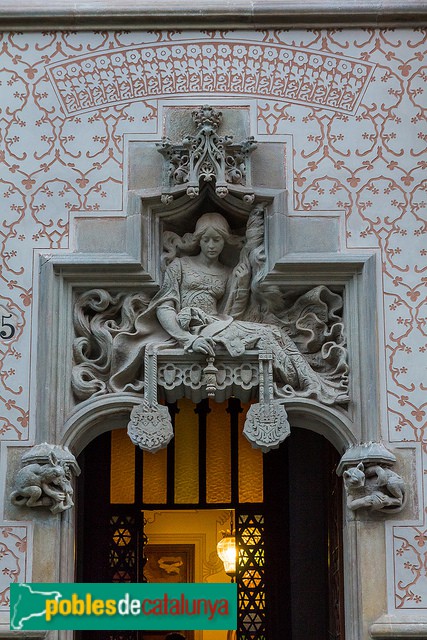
[62,393,355,458]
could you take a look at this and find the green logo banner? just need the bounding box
[10,583,237,631]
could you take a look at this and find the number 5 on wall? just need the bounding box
[0,306,16,340]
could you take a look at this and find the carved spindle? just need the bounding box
[203,356,219,398]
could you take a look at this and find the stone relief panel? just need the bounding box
[71,169,349,451]
[0,28,425,614]
[72,210,348,408]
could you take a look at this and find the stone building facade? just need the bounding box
[0,3,426,639]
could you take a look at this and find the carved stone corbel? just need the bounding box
[337,442,406,513]
[10,443,81,515]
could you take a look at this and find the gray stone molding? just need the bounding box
[370,615,427,638]
[0,0,426,29]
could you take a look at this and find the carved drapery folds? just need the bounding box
[10,443,81,514]
[337,443,406,513]
[157,105,257,202]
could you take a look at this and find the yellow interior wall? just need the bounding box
[145,509,234,640]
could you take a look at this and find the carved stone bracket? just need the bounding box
[10,443,81,515]
[337,442,406,513]
[156,104,257,202]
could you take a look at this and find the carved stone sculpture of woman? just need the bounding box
[72,210,349,405]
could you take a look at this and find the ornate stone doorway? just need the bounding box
[75,400,344,640]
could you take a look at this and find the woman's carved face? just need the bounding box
[199,227,225,259]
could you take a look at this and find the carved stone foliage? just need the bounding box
[338,443,406,513]
[10,443,81,515]
[157,105,257,202]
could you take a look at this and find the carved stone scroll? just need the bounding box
[337,443,406,513]
[10,443,81,515]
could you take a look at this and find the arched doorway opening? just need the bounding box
[75,399,345,640]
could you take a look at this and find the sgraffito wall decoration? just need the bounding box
[0,526,28,609]
[0,28,425,614]
[45,40,374,116]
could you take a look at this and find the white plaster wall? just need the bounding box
[0,27,425,636]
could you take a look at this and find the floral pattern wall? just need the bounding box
[0,28,425,615]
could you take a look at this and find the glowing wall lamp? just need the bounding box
[217,514,237,582]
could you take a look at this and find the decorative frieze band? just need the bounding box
[46,40,375,116]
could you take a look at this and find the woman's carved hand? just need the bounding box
[191,336,216,356]
[232,263,251,289]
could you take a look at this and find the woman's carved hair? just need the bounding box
[162,212,243,268]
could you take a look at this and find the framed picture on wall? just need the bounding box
[143,544,195,640]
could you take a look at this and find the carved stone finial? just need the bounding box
[338,443,406,513]
[156,105,257,200]
[161,194,174,205]
[10,443,80,515]
[192,104,222,130]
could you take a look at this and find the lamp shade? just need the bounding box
[217,531,237,577]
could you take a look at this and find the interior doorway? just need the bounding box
[75,399,344,639]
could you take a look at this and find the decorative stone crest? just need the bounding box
[128,402,174,453]
[10,443,81,515]
[243,343,290,451]
[156,105,257,201]
[127,346,174,452]
[338,443,406,513]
